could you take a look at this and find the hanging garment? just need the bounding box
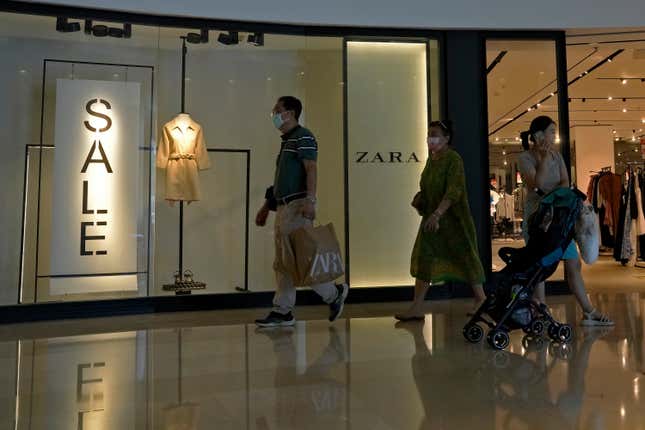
[156,113,211,202]
[490,190,500,217]
[495,193,515,220]
[614,174,635,263]
[634,173,645,235]
[513,186,527,218]
[588,173,622,239]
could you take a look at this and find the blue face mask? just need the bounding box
[272,112,285,130]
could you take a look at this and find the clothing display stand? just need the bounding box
[163,37,207,295]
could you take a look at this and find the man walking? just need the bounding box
[255,96,348,327]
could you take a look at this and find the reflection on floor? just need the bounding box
[1,292,645,429]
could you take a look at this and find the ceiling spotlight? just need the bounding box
[186,28,209,44]
[218,31,239,45]
[622,79,628,85]
[503,160,508,166]
[108,24,132,38]
[608,96,613,100]
[608,58,613,62]
[56,17,81,33]
[550,92,555,97]
[613,129,617,134]
[623,108,628,113]
[84,20,131,38]
[247,32,264,46]
[495,137,499,142]
[642,119,645,124]
[502,150,506,155]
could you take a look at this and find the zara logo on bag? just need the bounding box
[309,251,344,277]
[355,151,420,163]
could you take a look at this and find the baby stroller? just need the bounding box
[463,187,586,350]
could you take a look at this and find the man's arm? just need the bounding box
[302,159,317,219]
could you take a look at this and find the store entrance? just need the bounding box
[485,37,567,281]
[567,29,645,285]
[484,31,645,291]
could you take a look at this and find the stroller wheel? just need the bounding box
[530,319,545,336]
[557,324,574,343]
[487,329,510,350]
[463,324,484,343]
[547,322,559,340]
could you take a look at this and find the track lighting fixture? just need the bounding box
[247,32,264,46]
[84,20,131,38]
[218,31,239,45]
[56,17,81,33]
[186,28,209,44]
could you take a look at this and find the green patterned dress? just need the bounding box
[410,149,485,284]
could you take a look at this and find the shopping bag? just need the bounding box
[575,203,600,264]
[289,223,345,286]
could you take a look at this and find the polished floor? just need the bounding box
[1,290,645,430]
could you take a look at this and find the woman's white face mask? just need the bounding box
[427,133,448,152]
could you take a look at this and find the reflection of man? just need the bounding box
[255,326,347,428]
[255,96,348,328]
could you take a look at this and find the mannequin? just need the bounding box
[157,113,211,205]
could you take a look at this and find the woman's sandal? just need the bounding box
[580,308,614,327]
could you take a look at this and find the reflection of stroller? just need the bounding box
[464,187,586,350]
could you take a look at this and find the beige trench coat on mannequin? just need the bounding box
[156,114,211,202]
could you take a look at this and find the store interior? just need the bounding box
[487,30,645,284]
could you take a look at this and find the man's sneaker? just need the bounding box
[329,283,349,322]
[255,311,296,328]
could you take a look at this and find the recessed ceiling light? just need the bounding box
[622,79,628,85]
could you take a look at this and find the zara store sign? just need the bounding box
[49,79,141,294]
[355,151,421,163]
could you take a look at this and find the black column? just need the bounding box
[443,31,491,285]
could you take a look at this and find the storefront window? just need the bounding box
[0,11,441,308]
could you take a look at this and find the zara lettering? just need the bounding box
[309,252,344,277]
[355,151,420,163]
[80,98,113,257]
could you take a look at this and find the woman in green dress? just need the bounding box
[395,121,486,321]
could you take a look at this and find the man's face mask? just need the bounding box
[272,112,285,130]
